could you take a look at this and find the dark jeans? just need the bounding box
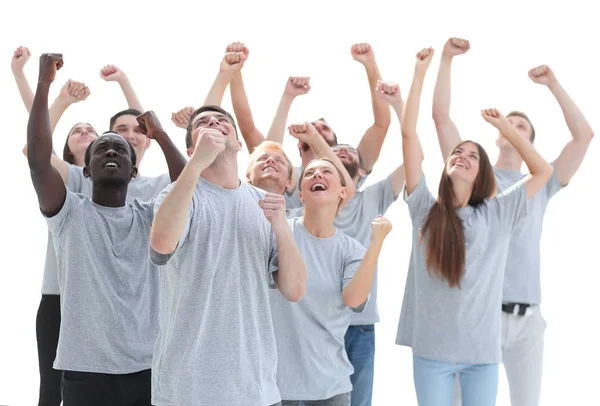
[344,325,375,406]
[62,369,151,406]
[36,294,62,406]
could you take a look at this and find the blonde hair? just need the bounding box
[246,141,293,179]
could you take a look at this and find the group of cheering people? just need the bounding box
[13,37,593,406]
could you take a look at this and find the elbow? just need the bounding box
[150,231,177,256]
[284,285,305,303]
[400,126,415,140]
[342,291,366,309]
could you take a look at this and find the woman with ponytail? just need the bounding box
[376,48,553,406]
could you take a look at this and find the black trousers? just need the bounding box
[36,294,62,406]
[62,369,151,406]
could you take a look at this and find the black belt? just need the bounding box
[502,303,532,316]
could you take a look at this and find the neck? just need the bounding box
[201,156,240,189]
[451,181,472,208]
[494,147,523,171]
[302,203,337,238]
[74,155,86,167]
[301,150,317,167]
[91,183,128,207]
[254,181,286,195]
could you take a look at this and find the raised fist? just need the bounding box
[100,64,126,82]
[259,193,287,226]
[11,46,31,72]
[219,51,248,74]
[528,65,557,86]
[226,42,249,58]
[137,111,164,139]
[415,47,434,70]
[190,127,227,165]
[171,106,195,129]
[375,81,402,107]
[288,122,319,144]
[371,215,392,242]
[351,43,375,65]
[59,79,90,104]
[285,76,311,97]
[481,108,510,130]
[442,37,470,57]
[38,53,63,84]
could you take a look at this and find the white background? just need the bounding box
[0,0,598,404]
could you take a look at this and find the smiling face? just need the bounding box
[83,133,137,186]
[188,110,240,158]
[112,114,150,163]
[246,146,292,194]
[332,144,363,180]
[300,159,347,209]
[446,141,481,185]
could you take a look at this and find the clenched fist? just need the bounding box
[481,108,510,131]
[190,127,227,165]
[371,215,392,243]
[11,46,31,72]
[528,65,557,86]
[351,43,375,66]
[415,47,434,72]
[100,64,127,82]
[375,81,402,107]
[137,111,165,139]
[38,53,63,84]
[259,193,287,227]
[288,122,319,145]
[59,79,90,104]
[171,106,195,129]
[285,76,311,97]
[442,38,470,57]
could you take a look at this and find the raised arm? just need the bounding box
[401,48,434,195]
[11,46,34,112]
[100,65,144,111]
[171,106,195,129]
[529,65,594,186]
[352,43,392,173]
[265,77,311,145]
[27,53,67,217]
[288,122,356,201]
[137,111,187,182]
[260,193,306,302]
[375,81,409,198]
[204,45,246,106]
[432,38,470,160]
[150,127,225,255]
[342,216,392,308]
[482,109,553,199]
[48,79,91,134]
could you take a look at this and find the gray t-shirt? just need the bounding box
[494,164,563,304]
[285,165,368,210]
[271,217,366,400]
[45,189,157,373]
[395,176,527,364]
[334,176,397,325]
[150,178,281,406]
[41,164,170,295]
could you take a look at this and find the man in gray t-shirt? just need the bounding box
[150,105,306,406]
[27,52,189,406]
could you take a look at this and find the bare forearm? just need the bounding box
[548,81,594,141]
[402,73,426,139]
[342,240,383,308]
[364,61,391,128]
[153,130,188,181]
[273,224,306,302]
[49,97,71,134]
[151,160,206,254]
[502,126,552,177]
[308,134,355,198]
[400,71,426,193]
[13,70,34,113]
[27,82,53,170]
[204,71,231,106]
[230,73,265,151]
[432,55,462,158]
[266,93,295,144]
[118,78,144,111]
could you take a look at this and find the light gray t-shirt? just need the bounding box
[334,176,397,325]
[45,189,158,373]
[396,176,527,364]
[270,217,367,400]
[495,164,563,304]
[285,165,368,210]
[150,178,281,406]
[41,164,170,295]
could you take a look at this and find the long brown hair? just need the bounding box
[421,141,496,288]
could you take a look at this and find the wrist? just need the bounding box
[117,76,130,86]
[281,92,296,103]
[37,80,52,89]
[441,53,454,61]
[271,218,289,234]
[546,80,561,92]
[12,67,25,76]
[150,129,168,141]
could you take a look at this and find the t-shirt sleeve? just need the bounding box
[44,189,78,237]
[403,176,436,226]
[342,243,369,313]
[66,162,86,192]
[149,184,194,266]
[363,176,397,216]
[543,161,564,200]
[489,178,528,232]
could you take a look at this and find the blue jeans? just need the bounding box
[344,325,375,406]
[413,355,498,406]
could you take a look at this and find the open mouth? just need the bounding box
[262,165,277,173]
[310,183,328,192]
[453,161,468,170]
[104,161,120,168]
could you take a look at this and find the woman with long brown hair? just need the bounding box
[377,48,553,406]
